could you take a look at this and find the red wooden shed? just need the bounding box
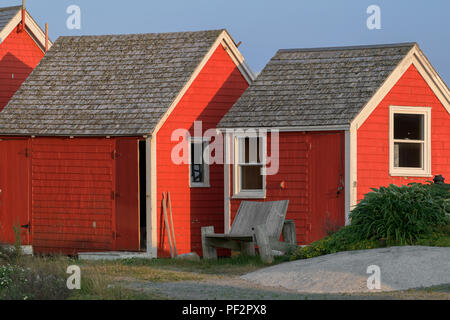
[0,4,49,246]
[218,43,450,244]
[0,4,49,111]
[0,29,254,257]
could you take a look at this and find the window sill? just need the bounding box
[389,171,432,178]
[190,183,211,188]
[232,191,266,199]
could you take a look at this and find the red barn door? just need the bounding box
[115,138,140,251]
[0,139,31,245]
[308,133,345,242]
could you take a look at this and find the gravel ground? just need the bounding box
[123,276,396,300]
[242,246,450,294]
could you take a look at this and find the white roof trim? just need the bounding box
[24,10,53,50]
[413,45,449,112]
[0,9,21,44]
[352,44,450,130]
[221,30,256,84]
[149,30,255,137]
[0,10,51,51]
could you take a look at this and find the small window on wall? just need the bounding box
[389,106,431,177]
[190,139,210,188]
[234,135,266,198]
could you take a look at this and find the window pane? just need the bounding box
[241,165,263,190]
[191,142,204,183]
[243,137,261,164]
[191,164,204,183]
[394,114,424,140]
[394,142,422,168]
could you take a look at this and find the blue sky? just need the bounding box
[6,0,450,84]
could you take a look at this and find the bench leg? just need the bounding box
[201,226,217,260]
[282,220,297,245]
[240,242,256,256]
[253,225,274,264]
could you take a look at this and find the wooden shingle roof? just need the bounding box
[0,6,21,34]
[0,29,225,136]
[218,43,416,129]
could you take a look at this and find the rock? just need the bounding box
[272,250,285,257]
[176,252,200,261]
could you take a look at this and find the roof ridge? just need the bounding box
[278,42,417,53]
[56,29,226,40]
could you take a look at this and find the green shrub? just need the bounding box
[291,182,450,260]
[291,226,382,260]
[350,182,449,243]
[415,223,450,247]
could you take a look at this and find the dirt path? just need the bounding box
[119,274,449,300]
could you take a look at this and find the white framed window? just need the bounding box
[189,137,210,188]
[389,106,431,177]
[233,134,266,198]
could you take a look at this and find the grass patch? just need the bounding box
[363,284,450,300]
[79,260,204,282]
[0,254,72,300]
[1,251,288,300]
[69,263,169,300]
[117,254,290,276]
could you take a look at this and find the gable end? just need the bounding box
[148,30,255,137]
[0,9,51,51]
[352,44,450,130]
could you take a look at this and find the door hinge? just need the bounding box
[21,222,31,233]
[111,191,120,200]
[111,150,118,159]
[25,148,29,158]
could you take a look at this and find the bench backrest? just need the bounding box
[230,200,289,240]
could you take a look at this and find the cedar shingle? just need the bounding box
[0,30,223,135]
[0,6,20,35]
[218,43,415,128]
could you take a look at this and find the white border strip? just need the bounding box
[0,10,51,51]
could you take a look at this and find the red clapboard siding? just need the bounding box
[357,64,450,201]
[0,26,44,110]
[156,44,249,257]
[0,139,31,245]
[31,138,115,254]
[229,131,345,245]
[230,133,311,244]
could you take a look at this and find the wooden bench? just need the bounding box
[201,200,297,263]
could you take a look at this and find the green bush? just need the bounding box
[291,226,382,260]
[350,182,449,243]
[291,182,450,260]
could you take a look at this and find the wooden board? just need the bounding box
[0,139,31,245]
[230,200,289,240]
[115,138,140,251]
